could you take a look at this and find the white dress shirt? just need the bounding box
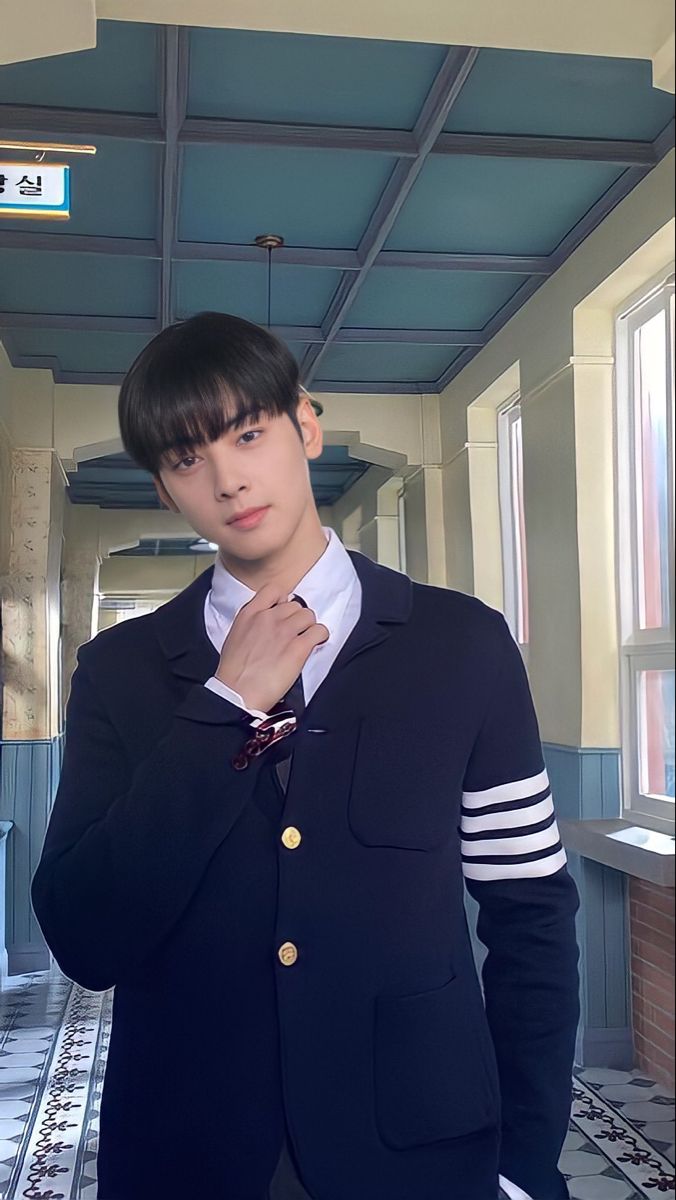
[202,525,533,1200]
[203,525,361,717]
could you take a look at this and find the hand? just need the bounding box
[215,582,329,712]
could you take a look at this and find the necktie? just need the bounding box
[269,593,307,793]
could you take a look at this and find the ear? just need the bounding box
[153,474,180,513]
[297,389,323,461]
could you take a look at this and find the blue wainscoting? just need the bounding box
[464,742,634,1071]
[0,733,64,976]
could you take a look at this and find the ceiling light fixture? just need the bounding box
[0,140,96,155]
[254,232,283,329]
[253,231,323,418]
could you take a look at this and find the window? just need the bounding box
[615,271,675,831]
[397,487,407,574]
[497,397,529,647]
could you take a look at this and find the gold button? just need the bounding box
[278,941,298,967]
[281,826,302,849]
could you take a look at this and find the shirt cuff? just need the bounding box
[499,1175,534,1200]
[204,676,269,725]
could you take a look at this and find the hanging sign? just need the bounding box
[0,162,70,219]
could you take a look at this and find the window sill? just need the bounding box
[559,818,675,887]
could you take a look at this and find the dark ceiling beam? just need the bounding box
[0,313,485,345]
[335,327,486,345]
[180,117,417,155]
[158,27,189,329]
[549,165,653,268]
[9,356,128,385]
[301,45,480,386]
[60,374,449,393]
[180,117,658,165]
[0,103,660,166]
[654,116,676,159]
[368,250,552,274]
[0,231,161,257]
[173,241,360,268]
[433,131,658,165]
[0,313,159,332]
[0,230,551,276]
[0,104,163,142]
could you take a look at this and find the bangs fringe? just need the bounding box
[118,312,301,476]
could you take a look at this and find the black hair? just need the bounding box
[118,311,304,476]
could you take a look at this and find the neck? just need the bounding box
[218,505,329,595]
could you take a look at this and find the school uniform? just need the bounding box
[31,528,580,1200]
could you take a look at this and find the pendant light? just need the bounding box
[254,232,323,417]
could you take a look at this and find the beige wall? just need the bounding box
[5,1,673,91]
[437,150,675,750]
[0,347,12,587]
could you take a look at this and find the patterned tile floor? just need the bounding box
[0,966,673,1199]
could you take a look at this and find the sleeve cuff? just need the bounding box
[499,1175,535,1200]
[204,676,270,724]
[173,682,257,726]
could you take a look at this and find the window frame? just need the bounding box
[614,267,675,834]
[497,391,529,653]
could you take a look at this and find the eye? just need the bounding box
[237,429,262,445]
[172,454,198,471]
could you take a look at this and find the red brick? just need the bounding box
[631,921,675,957]
[632,978,675,1019]
[630,903,675,938]
[630,955,674,992]
[634,1011,675,1058]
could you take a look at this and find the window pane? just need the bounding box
[510,413,529,644]
[637,667,675,800]
[633,310,671,629]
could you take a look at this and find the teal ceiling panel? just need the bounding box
[318,343,459,383]
[347,268,530,330]
[8,329,151,373]
[174,261,341,326]
[285,342,310,366]
[0,139,160,238]
[0,21,158,113]
[384,155,624,255]
[187,26,445,128]
[0,251,158,318]
[445,49,674,140]
[177,144,396,247]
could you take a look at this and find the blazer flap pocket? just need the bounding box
[348,715,459,850]
[374,974,499,1149]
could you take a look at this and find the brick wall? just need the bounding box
[629,877,675,1087]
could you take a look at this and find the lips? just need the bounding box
[227,506,270,528]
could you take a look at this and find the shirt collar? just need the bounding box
[208,526,356,641]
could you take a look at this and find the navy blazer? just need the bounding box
[31,550,580,1200]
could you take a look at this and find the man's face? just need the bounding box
[153,392,323,562]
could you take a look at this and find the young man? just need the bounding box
[31,312,580,1200]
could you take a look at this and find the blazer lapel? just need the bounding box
[152,565,220,686]
[151,548,413,696]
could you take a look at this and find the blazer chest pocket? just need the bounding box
[348,715,458,851]
[374,974,499,1150]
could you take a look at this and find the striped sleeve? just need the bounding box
[461,609,580,1200]
[461,617,566,882]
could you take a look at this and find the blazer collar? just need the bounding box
[152,548,413,687]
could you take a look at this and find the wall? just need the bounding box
[7,2,673,93]
[438,150,675,752]
[629,879,675,1087]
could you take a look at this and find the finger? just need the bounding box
[241,582,287,614]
